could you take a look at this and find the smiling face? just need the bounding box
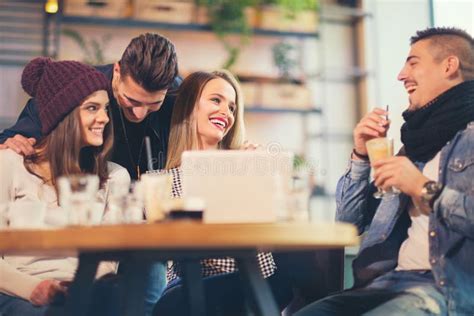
[195,78,237,149]
[397,39,454,110]
[79,90,110,147]
[112,63,167,123]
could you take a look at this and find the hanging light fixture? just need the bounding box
[45,0,58,14]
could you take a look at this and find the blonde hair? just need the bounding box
[165,70,245,169]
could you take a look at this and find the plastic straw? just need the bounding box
[145,136,153,171]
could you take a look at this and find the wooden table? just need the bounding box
[0,222,358,316]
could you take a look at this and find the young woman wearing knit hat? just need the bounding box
[0,57,130,316]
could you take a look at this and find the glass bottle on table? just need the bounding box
[365,137,400,199]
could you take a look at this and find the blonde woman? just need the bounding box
[152,70,292,316]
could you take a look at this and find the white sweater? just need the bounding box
[0,149,130,301]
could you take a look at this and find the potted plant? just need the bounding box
[196,0,318,69]
[196,0,257,69]
[258,40,311,110]
[259,0,319,32]
[272,41,297,82]
[62,29,112,65]
[263,0,319,16]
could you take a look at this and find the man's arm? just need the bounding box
[335,158,379,234]
[0,99,42,155]
[373,156,474,239]
[336,107,389,233]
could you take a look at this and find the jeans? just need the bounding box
[295,270,447,316]
[0,293,47,316]
[0,274,121,316]
[143,262,167,316]
[153,269,293,316]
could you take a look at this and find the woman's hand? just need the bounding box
[30,279,67,306]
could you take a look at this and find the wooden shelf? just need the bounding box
[245,107,322,114]
[320,5,371,25]
[60,15,319,39]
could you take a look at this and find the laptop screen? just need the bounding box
[181,150,293,223]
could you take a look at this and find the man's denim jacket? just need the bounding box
[336,122,474,315]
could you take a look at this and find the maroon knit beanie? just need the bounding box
[21,57,110,135]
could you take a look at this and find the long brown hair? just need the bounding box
[24,104,114,191]
[165,70,245,169]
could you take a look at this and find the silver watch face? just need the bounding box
[422,181,441,203]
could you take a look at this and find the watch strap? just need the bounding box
[422,181,443,208]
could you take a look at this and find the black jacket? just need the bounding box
[0,64,182,179]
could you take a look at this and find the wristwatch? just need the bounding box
[420,181,443,208]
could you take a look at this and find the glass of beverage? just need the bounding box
[58,174,100,226]
[366,137,400,199]
[140,173,173,222]
[103,181,145,225]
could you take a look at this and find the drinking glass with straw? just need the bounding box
[365,105,400,198]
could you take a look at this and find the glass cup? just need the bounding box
[103,180,129,225]
[58,174,100,226]
[287,189,310,221]
[140,173,173,223]
[286,170,311,222]
[122,194,145,224]
[366,137,400,199]
[103,181,144,225]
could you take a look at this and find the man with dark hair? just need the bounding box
[0,33,180,179]
[296,26,474,315]
[410,27,474,80]
[119,33,178,93]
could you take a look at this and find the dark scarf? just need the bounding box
[401,80,474,162]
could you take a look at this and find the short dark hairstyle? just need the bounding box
[119,33,178,92]
[411,27,474,80]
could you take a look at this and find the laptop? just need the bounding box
[181,150,294,223]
